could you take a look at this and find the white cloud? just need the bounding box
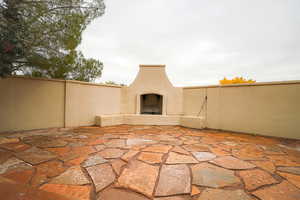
[79,0,300,86]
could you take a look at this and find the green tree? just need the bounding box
[104,81,127,86]
[0,0,105,82]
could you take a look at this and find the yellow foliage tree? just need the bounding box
[219,77,256,85]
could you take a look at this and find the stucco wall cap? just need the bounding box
[139,65,166,68]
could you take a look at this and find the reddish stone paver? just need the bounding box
[118,160,159,197]
[155,196,191,200]
[209,146,231,156]
[121,150,139,161]
[45,147,71,157]
[72,146,96,156]
[210,156,256,169]
[171,146,190,155]
[40,184,91,200]
[191,185,201,196]
[143,144,172,153]
[0,142,31,152]
[138,152,163,164]
[232,144,265,160]
[15,147,57,164]
[0,149,12,164]
[267,155,300,167]
[155,164,191,196]
[127,138,157,146]
[250,160,276,173]
[65,155,87,166]
[1,125,300,200]
[198,188,252,200]
[252,181,300,200]
[166,152,198,164]
[98,148,126,159]
[277,172,300,188]
[88,139,106,145]
[0,178,72,200]
[2,168,34,184]
[99,188,150,200]
[23,135,68,148]
[111,159,126,175]
[105,139,126,148]
[94,144,106,151]
[0,137,19,144]
[183,144,210,152]
[31,160,66,186]
[239,169,278,190]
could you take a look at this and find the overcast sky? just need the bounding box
[79,0,300,86]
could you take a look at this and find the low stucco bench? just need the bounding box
[95,114,205,129]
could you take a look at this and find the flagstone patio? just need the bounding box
[0,125,300,200]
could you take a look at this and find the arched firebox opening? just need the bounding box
[140,94,163,115]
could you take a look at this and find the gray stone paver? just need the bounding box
[192,152,216,161]
[277,166,300,175]
[15,147,57,164]
[197,188,252,200]
[49,166,89,185]
[86,163,115,192]
[192,162,241,187]
[82,154,108,167]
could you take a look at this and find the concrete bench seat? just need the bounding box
[95,114,205,129]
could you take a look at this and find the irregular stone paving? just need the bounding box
[0,125,299,200]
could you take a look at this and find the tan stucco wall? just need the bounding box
[0,77,122,132]
[65,81,122,127]
[182,88,207,117]
[0,77,65,132]
[1,76,299,140]
[122,65,183,115]
[183,81,300,139]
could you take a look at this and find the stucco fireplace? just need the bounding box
[96,64,205,128]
